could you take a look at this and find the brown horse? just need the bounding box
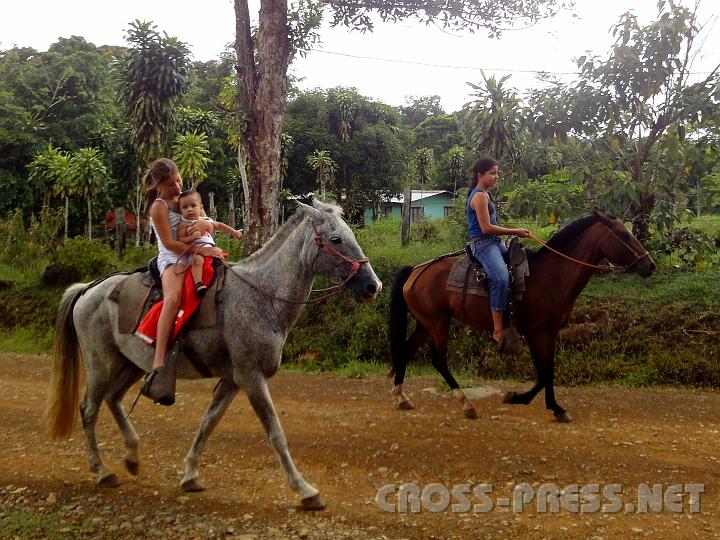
[389,211,656,422]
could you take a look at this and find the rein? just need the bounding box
[528,223,651,272]
[221,222,369,305]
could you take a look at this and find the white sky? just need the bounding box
[2,0,718,113]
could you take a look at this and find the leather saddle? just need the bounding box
[109,257,225,335]
[447,237,529,300]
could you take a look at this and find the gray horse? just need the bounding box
[46,200,381,510]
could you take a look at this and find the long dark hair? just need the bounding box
[466,157,499,196]
[142,158,180,217]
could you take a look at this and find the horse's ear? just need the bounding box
[296,201,325,223]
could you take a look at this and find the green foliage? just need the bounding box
[172,131,211,190]
[46,237,116,283]
[505,170,586,223]
[116,20,191,162]
[0,207,61,267]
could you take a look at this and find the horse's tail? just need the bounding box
[45,283,87,440]
[388,266,414,378]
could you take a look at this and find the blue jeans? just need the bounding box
[470,239,509,311]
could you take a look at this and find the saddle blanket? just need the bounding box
[109,257,224,345]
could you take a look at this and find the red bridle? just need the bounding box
[311,222,369,290]
[221,221,370,304]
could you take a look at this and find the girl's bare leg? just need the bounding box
[153,266,186,369]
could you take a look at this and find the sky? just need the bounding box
[2,0,719,113]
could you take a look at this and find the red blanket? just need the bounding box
[135,256,216,346]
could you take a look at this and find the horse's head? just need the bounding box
[593,211,656,277]
[297,200,382,303]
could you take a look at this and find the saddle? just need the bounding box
[108,257,225,335]
[446,237,530,299]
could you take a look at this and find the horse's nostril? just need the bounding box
[366,283,377,294]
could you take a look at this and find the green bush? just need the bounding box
[43,237,116,284]
[0,207,61,267]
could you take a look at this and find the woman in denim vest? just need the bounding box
[467,157,530,345]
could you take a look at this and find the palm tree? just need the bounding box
[446,146,465,199]
[27,146,64,209]
[306,150,338,201]
[51,153,74,240]
[69,148,108,240]
[416,147,434,219]
[465,72,523,161]
[172,132,211,190]
[117,19,191,244]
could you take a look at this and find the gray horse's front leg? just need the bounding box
[245,378,325,510]
[181,379,240,492]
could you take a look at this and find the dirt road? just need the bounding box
[0,353,718,539]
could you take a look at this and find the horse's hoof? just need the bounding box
[181,478,206,492]
[124,459,139,476]
[555,411,572,423]
[463,408,478,419]
[98,473,121,488]
[301,494,326,511]
[502,391,517,404]
[398,399,415,410]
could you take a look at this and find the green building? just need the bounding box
[363,190,455,224]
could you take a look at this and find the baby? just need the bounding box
[177,189,242,296]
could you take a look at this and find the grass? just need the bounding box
[0,213,719,389]
[0,508,86,540]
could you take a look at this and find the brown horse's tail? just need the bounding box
[388,266,414,377]
[45,283,87,440]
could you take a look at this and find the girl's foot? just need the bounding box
[195,282,208,297]
[492,330,504,344]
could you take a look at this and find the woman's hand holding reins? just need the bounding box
[514,228,531,238]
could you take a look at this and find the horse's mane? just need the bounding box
[236,211,307,269]
[527,214,601,260]
[235,200,343,270]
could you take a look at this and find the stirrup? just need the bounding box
[140,366,176,406]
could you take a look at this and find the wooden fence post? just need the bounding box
[401,185,411,246]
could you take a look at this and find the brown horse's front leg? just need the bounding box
[504,331,571,423]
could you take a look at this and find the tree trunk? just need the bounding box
[115,206,126,257]
[134,179,142,247]
[631,191,655,242]
[401,185,412,246]
[228,191,236,229]
[64,196,69,241]
[209,192,217,220]
[235,0,290,255]
[87,197,92,240]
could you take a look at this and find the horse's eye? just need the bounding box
[330,236,342,245]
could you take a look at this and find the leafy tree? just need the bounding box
[306,149,337,200]
[412,114,463,158]
[51,152,74,240]
[28,146,64,209]
[116,20,191,240]
[534,3,720,239]
[464,72,523,164]
[172,132,211,190]
[68,147,108,240]
[233,0,566,253]
[399,95,444,127]
[445,145,466,197]
[416,147,434,218]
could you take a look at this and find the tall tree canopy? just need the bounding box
[233,0,568,253]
